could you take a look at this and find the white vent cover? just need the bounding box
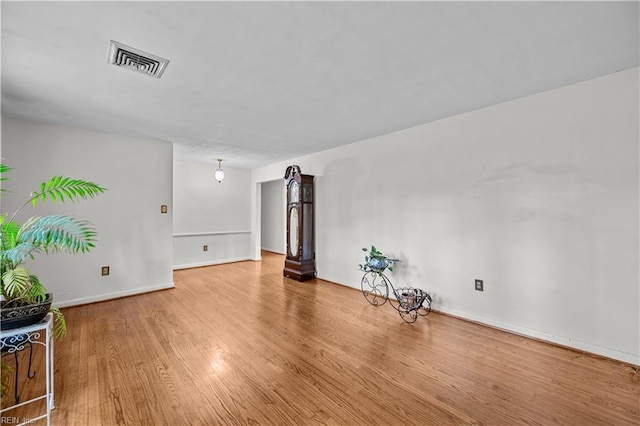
[107,40,169,78]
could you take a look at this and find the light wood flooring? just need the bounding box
[2,251,639,425]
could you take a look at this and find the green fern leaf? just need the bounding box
[30,176,106,206]
[62,187,73,200]
[0,164,11,195]
[19,215,98,254]
[2,266,31,298]
[0,164,11,176]
[0,243,38,266]
[50,306,67,339]
[1,220,20,251]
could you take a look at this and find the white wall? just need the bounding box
[1,117,174,307]
[251,68,640,364]
[173,159,251,269]
[261,179,285,254]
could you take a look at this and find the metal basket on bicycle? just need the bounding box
[394,287,430,312]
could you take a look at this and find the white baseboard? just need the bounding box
[55,282,175,308]
[436,306,639,366]
[173,256,252,270]
[261,247,286,255]
[316,274,639,366]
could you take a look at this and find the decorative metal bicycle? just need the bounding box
[359,248,432,323]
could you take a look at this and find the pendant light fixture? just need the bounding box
[214,158,225,183]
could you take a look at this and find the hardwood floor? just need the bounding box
[3,251,639,425]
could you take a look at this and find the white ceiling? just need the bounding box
[1,1,638,169]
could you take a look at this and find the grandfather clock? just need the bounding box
[283,165,316,281]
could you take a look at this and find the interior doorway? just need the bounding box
[260,179,286,254]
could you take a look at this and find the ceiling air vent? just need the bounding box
[107,40,169,79]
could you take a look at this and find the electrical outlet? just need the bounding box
[475,279,483,291]
[203,245,208,251]
[102,266,110,276]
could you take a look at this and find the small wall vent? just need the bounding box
[107,40,169,79]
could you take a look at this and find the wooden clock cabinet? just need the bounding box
[283,165,316,281]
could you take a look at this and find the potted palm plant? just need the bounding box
[1,164,105,397]
[0,163,106,337]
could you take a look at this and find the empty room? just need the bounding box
[1,1,638,425]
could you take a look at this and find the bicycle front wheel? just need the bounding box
[361,271,389,306]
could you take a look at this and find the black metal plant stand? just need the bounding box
[360,261,432,323]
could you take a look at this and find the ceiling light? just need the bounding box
[214,159,225,183]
